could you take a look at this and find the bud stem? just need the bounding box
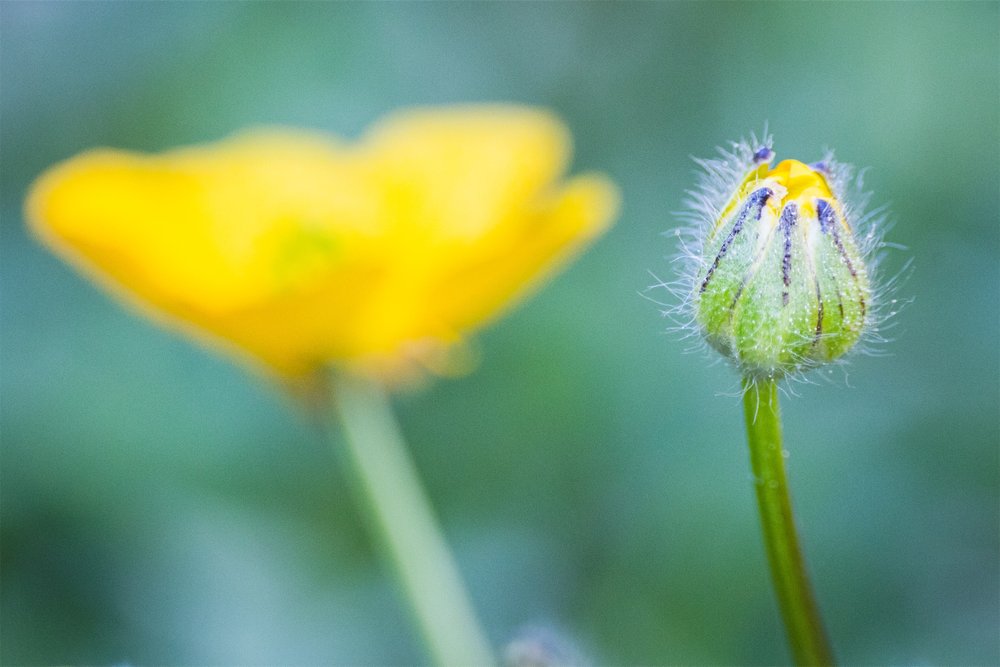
[327,372,495,666]
[742,377,835,666]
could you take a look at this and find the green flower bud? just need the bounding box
[690,146,871,379]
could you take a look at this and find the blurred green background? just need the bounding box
[2,3,997,665]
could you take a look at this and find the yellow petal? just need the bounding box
[28,132,383,309]
[430,173,621,335]
[363,105,571,240]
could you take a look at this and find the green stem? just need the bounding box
[327,372,494,667]
[742,377,835,666]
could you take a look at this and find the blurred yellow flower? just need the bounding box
[27,106,619,380]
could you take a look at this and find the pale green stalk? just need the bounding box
[328,372,494,667]
[742,377,835,667]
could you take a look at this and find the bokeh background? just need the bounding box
[2,3,997,665]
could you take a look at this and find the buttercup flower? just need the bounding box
[684,136,872,380]
[27,106,619,379]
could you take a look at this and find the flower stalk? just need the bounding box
[328,372,494,666]
[742,377,834,666]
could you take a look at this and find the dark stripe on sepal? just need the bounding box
[700,187,772,294]
[817,199,857,278]
[817,198,866,317]
[814,279,824,341]
[779,203,797,306]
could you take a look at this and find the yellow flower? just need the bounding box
[26,106,619,380]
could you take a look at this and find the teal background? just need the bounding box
[2,3,998,665]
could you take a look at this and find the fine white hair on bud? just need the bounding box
[650,131,904,384]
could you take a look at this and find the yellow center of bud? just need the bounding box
[765,159,831,201]
[714,160,835,238]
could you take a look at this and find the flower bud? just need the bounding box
[693,149,870,379]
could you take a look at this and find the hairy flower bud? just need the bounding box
[691,143,871,379]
